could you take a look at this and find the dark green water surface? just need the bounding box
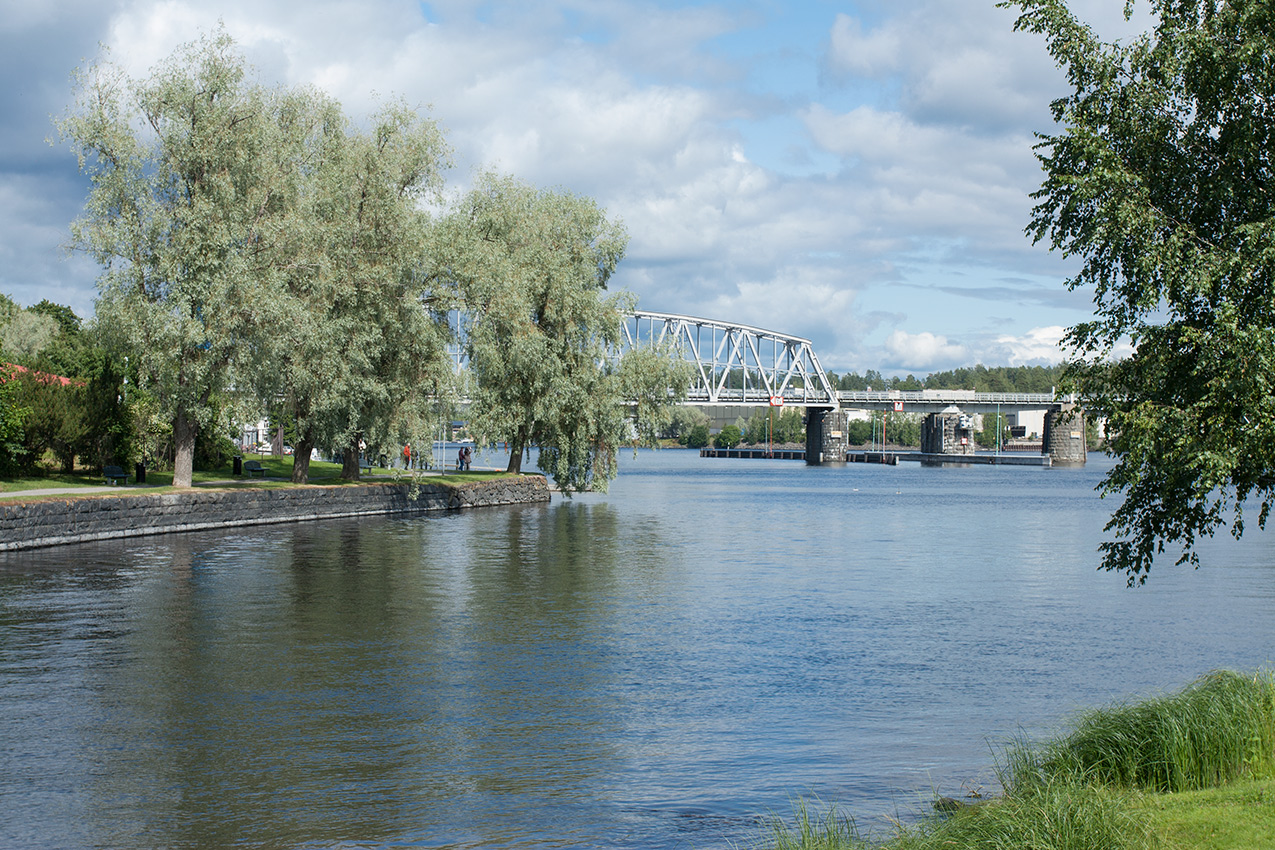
[3,449,1275,848]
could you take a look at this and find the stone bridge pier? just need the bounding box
[805,407,849,465]
[921,410,976,456]
[1044,405,1087,465]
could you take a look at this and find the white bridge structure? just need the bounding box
[619,311,838,406]
[619,310,1058,413]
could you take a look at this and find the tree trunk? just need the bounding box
[506,432,525,474]
[341,434,361,480]
[291,434,314,484]
[173,409,197,488]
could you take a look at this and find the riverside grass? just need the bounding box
[764,670,1275,850]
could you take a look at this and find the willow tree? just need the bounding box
[1006,0,1275,582]
[264,100,454,483]
[59,32,311,487]
[437,174,687,494]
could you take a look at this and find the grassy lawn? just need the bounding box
[1136,778,1275,850]
[0,455,515,498]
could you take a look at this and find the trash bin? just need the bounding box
[135,462,146,484]
[233,455,243,476]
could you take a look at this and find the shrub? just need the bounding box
[683,423,710,448]
[714,424,742,448]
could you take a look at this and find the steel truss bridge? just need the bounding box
[449,308,1059,413]
[619,311,1059,412]
[619,311,838,406]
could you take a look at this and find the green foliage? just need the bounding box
[977,411,1011,449]
[923,364,1062,393]
[765,673,1275,850]
[684,423,710,448]
[194,429,237,471]
[666,406,709,441]
[0,310,60,365]
[891,781,1153,850]
[741,408,806,445]
[845,418,873,446]
[438,172,685,494]
[766,782,1152,850]
[828,365,1064,393]
[714,424,742,448]
[59,30,319,487]
[75,348,133,470]
[884,412,921,447]
[1020,671,1275,794]
[12,370,84,473]
[260,97,454,484]
[0,367,30,475]
[1004,0,1275,582]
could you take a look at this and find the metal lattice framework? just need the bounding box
[618,311,838,406]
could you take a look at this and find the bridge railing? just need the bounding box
[836,390,1061,410]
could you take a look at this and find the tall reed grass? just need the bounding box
[763,670,1275,850]
[1017,670,1275,793]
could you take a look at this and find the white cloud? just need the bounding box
[824,14,900,79]
[985,325,1067,365]
[884,329,969,372]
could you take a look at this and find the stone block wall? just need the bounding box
[0,476,550,552]
[1044,407,1087,465]
[805,407,849,464]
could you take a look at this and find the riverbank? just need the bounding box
[769,669,1275,850]
[0,473,550,551]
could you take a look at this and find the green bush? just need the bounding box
[683,423,710,448]
[194,430,238,471]
[845,419,872,445]
[714,424,742,448]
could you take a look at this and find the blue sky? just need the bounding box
[0,0,1153,375]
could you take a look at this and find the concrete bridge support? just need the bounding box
[921,411,976,455]
[805,407,848,465]
[1044,406,1087,465]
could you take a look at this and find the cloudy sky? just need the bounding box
[0,0,1153,375]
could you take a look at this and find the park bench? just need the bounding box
[243,460,266,478]
[359,458,373,474]
[103,465,128,485]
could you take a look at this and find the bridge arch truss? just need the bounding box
[619,311,837,406]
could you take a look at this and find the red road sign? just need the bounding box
[769,395,785,407]
[893,400,904,411]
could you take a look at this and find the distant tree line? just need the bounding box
[828,364,1064,394]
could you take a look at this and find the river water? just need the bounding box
[3,449,1275,849]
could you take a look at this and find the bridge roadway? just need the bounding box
[689,389,1061,414]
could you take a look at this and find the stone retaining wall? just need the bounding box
[0,475,550,552]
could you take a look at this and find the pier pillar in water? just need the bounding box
[805,407,847,465]
[921,409,976,455]
[1043,405,1087,465]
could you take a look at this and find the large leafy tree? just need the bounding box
[1006,0,1275,582]
[261,99,454,483]
[59,32,314,487]
[437,173,686,494]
